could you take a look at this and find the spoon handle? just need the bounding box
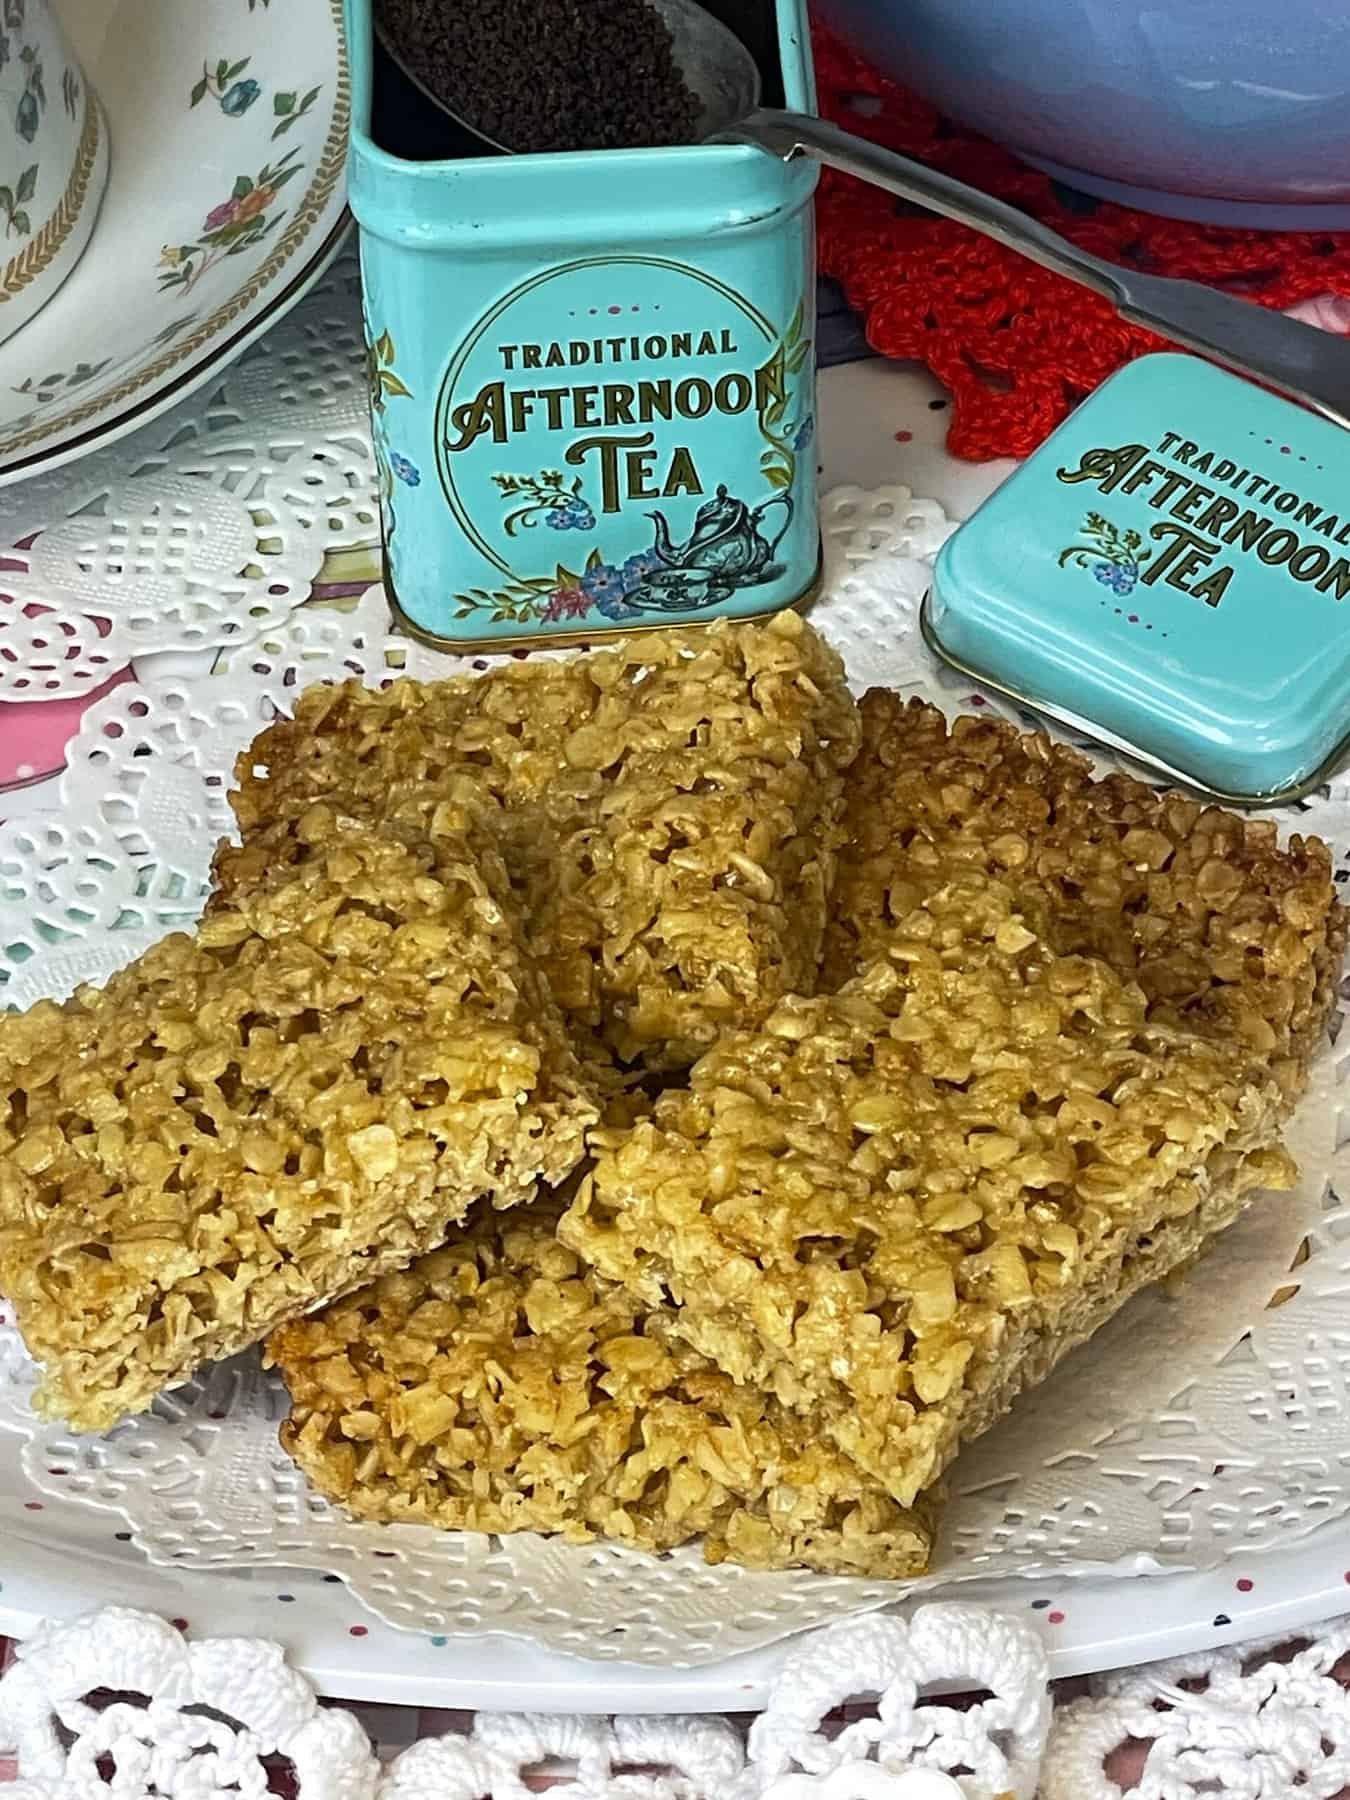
[734,110,1350,432]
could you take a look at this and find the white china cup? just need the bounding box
[0,0,109,349]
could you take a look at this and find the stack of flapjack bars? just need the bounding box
[0,615,1341,1578]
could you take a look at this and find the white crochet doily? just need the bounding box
[0,249,1348,1679]
[7,1601,1350,1799]
[0,1606,1049,1800]
[1043,1621,1350,1799]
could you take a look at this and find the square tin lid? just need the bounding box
[926,353,1350,803]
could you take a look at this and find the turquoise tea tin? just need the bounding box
[924,353,1350,804]
[344,0,820,650]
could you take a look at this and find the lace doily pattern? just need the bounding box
[0,486,1347,1666]
[0,467,321,701]
[0,250,374,704]
[8,1600,1350,1798]
[378,1607,1048,1800]
[0,1607,1048,1800]
[1044,1620,1350,1799]
[0,1606,380,1800]
[749,1611,1048,1800]
[0,253,370,543]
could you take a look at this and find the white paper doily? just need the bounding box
[0,249,374,703]
[0,479,1347,1680]
[0,247,371,547]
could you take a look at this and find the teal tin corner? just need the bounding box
[925,353,1350,805]
[344,0,821,650]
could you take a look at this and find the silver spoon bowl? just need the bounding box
[379,0,1350,432]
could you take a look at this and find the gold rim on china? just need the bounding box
[0,0,349,461]
[0,89,101,307]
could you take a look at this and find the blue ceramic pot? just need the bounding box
[818,0,1350,227]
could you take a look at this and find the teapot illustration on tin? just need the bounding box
[629,484,794,613]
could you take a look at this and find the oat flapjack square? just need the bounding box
[0,830,597,1434]
[213,615,862,1069]
[561,874,1295,1512]
[269,1201,931,1578]
[824,694,1346,1099]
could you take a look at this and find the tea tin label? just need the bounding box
[1054,436,1350,611]
[926,353,1350,801]
[368,254,816,646]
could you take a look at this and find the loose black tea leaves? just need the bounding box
[376,0,704,154]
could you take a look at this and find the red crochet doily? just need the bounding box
[813,23,1350,461]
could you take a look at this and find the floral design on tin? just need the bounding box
[461,484,793,627]
[461,542,655,629]
[367,328,412,416]
[190,56,261,117]
[366,328,415,544]
[539,550,666,625]
[757,300,811,493]
[493,469,596,536]
[1059,511,1151,596]
[157,147,303,295]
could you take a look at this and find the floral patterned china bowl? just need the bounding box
[0,0,347,486]
[0,0,109,349]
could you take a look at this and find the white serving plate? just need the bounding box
[2,349,1350,1707]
